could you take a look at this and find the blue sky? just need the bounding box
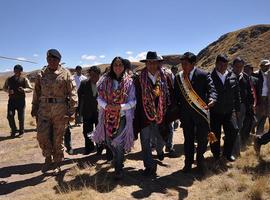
[0,0,269,72]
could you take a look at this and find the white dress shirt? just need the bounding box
[262,71,268,97]
[216,69,228,85]
[73,74,87,90]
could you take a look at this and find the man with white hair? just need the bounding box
[254,59,270,155]
[252,59,270,135]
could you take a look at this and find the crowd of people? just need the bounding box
[3,48,270,178]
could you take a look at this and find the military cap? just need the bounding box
[13,64,23,71]
[47,49,61,60]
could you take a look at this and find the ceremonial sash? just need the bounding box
[176,71,210,123]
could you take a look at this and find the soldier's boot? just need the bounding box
[41,156,53,173]
[52,162,61,175]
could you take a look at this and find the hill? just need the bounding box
[197,24,270,70]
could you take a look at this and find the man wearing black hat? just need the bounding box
[209,55,241,162]
[31,49,77,174]
[134,51,174,176]
[3,64,33,137]
[174,52,217,173]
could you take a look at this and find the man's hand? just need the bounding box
[18,87,25,93]
[31,110,36,117]
[8,89,14,95]
[205,99,215,110]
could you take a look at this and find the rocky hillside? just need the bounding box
[197,24,270,70]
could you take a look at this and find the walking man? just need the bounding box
[3,64,32,137]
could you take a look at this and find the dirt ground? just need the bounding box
[1,91,270,200]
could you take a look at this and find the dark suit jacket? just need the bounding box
[250,75,259,107]
[210,69,241,114]
[239,73,254,109]
[252,70,264,104]
[174,67,217,122]
[77,79,98,121]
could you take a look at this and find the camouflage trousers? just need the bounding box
[37,103,68,162]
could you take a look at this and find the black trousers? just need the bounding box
[7,98,25,134]
[181,113,209,167]
[83,116,96,151]
[210,112,238,158]
[240,108,255,145]
[257,131,270,145]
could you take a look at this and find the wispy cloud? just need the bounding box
[127,51,147,62]
[4,68,12,72]
[126,51,133,55]
[16,57,27,61]
[81,54,97,61]
[33,54,39,57]
[99,55,105,59]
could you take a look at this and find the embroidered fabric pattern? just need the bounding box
[139,67,170,124]
[98,72,132,137]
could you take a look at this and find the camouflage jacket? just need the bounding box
[31,65,77,116]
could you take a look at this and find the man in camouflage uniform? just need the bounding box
[31,49,77,174]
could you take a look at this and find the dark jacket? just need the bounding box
[250,75,259,107]
[239,73,254,110]
[210,69,240,114]
[5,75,27,99]
[252,70,264,105]
[174,67,217,121]
[77,79,98,121]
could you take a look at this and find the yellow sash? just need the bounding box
[176,71,217,143]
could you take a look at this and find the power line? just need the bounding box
[0,56,37,64]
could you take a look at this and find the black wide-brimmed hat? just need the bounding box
[140,51,163,63]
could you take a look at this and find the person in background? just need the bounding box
[91,57,136,180]
[73,65,87,126]
[239,63,256,147]
[3,64,33,137]
[210,55,240,162]
[252,60,270,135]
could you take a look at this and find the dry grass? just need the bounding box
[2,92,270,200]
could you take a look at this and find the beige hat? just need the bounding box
[260,59,270,67]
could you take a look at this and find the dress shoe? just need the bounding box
[41,157,53,173]
[52,163,61,175]
[226,155,236,162]
[114,170,124,180]
[142,164,157,176]
[157,152,164,161]
[66,148,74,155]
[182,165,192,173]
[106,149,113,162]
[253,136,261,156]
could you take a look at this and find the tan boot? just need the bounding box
[52,163,61,175]
[41,156,52,173]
